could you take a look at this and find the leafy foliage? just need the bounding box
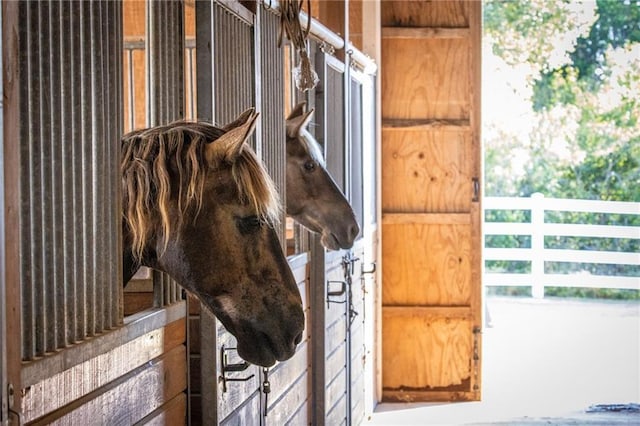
[569,0,640,85]
[483,1,639,298]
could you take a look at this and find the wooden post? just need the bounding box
[2,0,23,420]
[531,193,545,298]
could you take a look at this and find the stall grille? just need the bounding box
[18,0,123,361]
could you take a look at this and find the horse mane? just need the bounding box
[121,120,280,262]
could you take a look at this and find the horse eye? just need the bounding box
[304,161,316,172]
[238,215,262,234]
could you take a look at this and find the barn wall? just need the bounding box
[2,1,378,424]
[1,1,189,422]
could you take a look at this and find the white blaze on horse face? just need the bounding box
[299,128,326,166]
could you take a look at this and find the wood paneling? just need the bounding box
[381,1,468,27]
[349,0,363,50]
[382,26,470,39]
[123,4,147,134]
[382,38,470,120]
[380,0,481,401]
[22,318,186,423]
[123,292,154,316]
[123,0,145,37]
[185,0,195,37]
[382,129,471,213]
[382,312,472,389]
[31,345,187,425]
[138,392,187,425]
[266,342,311,423]
[382,223,472,306]
[219,392,260,426]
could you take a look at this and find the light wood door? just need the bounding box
[381,0,482,402]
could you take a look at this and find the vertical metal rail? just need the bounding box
[259,8,287,249]
[349,78,364,239]
[17,0,123,362]
[212,4,254,127]
[147,0,185,307]
[323,59,346,192]
[194,3,219,424]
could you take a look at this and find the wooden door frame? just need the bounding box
[2,1,23,420]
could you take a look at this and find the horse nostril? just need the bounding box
[294,331,303,345]
[349,223,359,240]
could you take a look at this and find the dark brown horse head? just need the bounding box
[286,102,359,250]
[121,109,304,367]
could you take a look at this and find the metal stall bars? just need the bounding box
[18,0,123,365]
[147,0,185,308]
[3,1,190,422]
[194,2,307,423]
[3,0,122,419]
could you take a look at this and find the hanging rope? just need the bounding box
[277,0,319,91]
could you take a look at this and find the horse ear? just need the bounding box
[286,108,314,138]
[286,102,307,121]
[222,107,256,132]
[208,108,259,163]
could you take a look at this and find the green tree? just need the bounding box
[484,0,640,202]
[483,0,640,293]
[569,0,640,86]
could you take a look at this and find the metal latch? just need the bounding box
[326,280,347,307]
[7,383,22,425]
[219,346,254,393]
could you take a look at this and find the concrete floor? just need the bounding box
[368,296,640,425]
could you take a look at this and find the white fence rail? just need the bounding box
[483,193,640,298]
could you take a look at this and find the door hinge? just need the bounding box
[472,327,481,391]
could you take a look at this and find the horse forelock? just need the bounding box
[122,121,279,262]
[298,128,326,166]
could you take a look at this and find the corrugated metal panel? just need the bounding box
[213,4,254,128]
[316,52,346,193]
[260,9,287,247]
[18,1,123,361]
[147,0,184,305]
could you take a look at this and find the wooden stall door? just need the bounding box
[380,1,482,402]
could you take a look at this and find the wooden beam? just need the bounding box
[383,389,478,403]
[29,345,187,425]
[382,306,472,320]
[382,26,469,39]
[2,0,23,415]
[21,302,186,388]
[21,318,186,423]
[382,213,470,225]
[382,118,470,131]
